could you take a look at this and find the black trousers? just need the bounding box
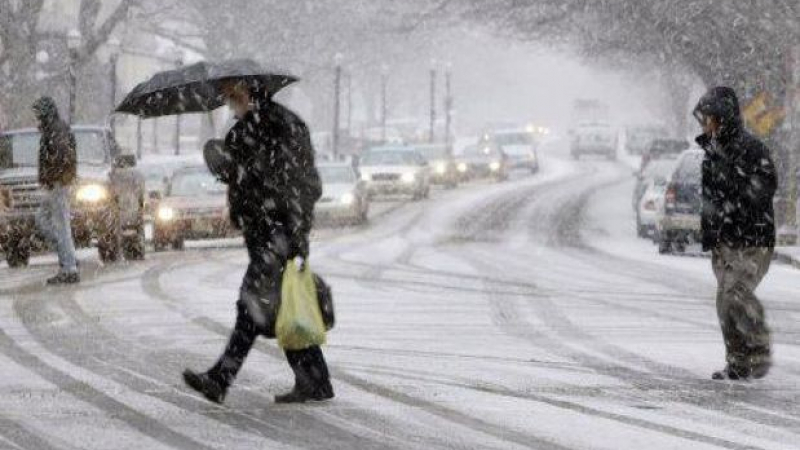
[208,229,330,391]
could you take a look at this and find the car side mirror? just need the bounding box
[114,154,136,169]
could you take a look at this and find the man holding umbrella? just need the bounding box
[116,60,333,404]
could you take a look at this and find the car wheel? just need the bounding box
[172,237,185,251]
[6,239,31,268]
[123,223,146,261]
[98,207,122,263]
[658,237,672,254]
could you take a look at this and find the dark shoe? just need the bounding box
[183,369,227,404]
[750,361,771,379]
[275,382,334,404]
[712,364,752,381]
[46,272,80,285]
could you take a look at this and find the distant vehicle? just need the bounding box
[635,159,675,239]
[656,149,704,254]
[625,125,669,155]
[153,165,233,251]
[456,142,508,182]
[490,129,540,174]
[0,126,145,266]
[139,157,201,222]
[642,138,690,165]
[571,99,610,125]
[415,143,458,188]
[359,146,430,200]
[315,163,369,225]
[570,124,618,160]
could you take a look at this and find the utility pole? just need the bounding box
[429,59,437,143]
[174,50,184,156]
[66,29,82,125]
[108,38,120,138]
[333,53,343,159]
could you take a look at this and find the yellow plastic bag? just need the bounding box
[276,261,327,350]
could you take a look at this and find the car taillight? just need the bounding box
[644,200,656,211]
[664,185,677,210]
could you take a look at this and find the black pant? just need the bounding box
[208,230,330,391]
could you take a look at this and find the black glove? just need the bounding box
[289,232,310,261]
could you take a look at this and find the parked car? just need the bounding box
[633,158,678,213]
[0,126,145,266]
[359,146,430,200]
[456,142,508,182]
[656,149,704,254]
[490,129,539,173]
[316,162,369,225]
[625,125,669,155]
[416,143,458,188]
[570,124,618,160]
[153,165,233,251]
[639,138,690,172]
[636,171,671,239]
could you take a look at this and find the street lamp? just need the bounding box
[173,49,184,155]
[332,52,343,159]
[107,37,121,137]
[429,59,437,143]
[66,29,82,125]
[381,64,389,143]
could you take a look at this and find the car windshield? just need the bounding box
[361,150,417,166]
[494,133,531,146]
[0,130,108,168]
[418,146,448,160]
[169,170,226,196]
[644,160,676,179]
[319,166,355,184]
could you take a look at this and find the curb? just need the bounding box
[774,249,800,270]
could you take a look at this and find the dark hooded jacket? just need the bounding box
[34,97,77,189]
[694,87,776,251]
[216,95,321,258]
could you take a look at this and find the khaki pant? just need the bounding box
[711,246,773,368]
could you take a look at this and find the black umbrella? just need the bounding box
[115,59,297,118]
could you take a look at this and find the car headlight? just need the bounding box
[157,206,175,222]
[340,192,355,205]
[401,172,416,183]
[435,162,447,174]
[489,161,501,171]
[457,163,468,173]
[361,173,371,182]
[75,184,108,203]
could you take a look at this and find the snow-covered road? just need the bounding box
[1,139,799,450]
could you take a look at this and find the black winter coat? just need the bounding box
[219,100,321,257]
[696,89,776,251]
[38,112,77,189]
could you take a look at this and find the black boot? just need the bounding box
[183,369,227,404]
[712,364,752,381]
[276,347,334,404]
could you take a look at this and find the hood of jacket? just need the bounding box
[693,86,742,147]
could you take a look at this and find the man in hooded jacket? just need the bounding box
[694,86,777,380]
[33,97,79,284]
[183,81,333,404]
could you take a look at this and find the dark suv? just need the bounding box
[0,126,145,267]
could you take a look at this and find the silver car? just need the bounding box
[359,147,431,201]
[315,163,369,225]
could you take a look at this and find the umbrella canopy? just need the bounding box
[115,59,297,118]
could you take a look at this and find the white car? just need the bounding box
[637,177,668,239]
[315,163,369,225]
[570,124,618,160]
[359,147,431,201]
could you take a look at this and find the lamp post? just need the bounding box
[444,62,453,156]
[381,64,388,143]
[173,49,184,156]
[429,59,437,143]
[107,37,121,138]
[66,29,82,125]
[332,52,343,159]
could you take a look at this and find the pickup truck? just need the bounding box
[0,125,145,267]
